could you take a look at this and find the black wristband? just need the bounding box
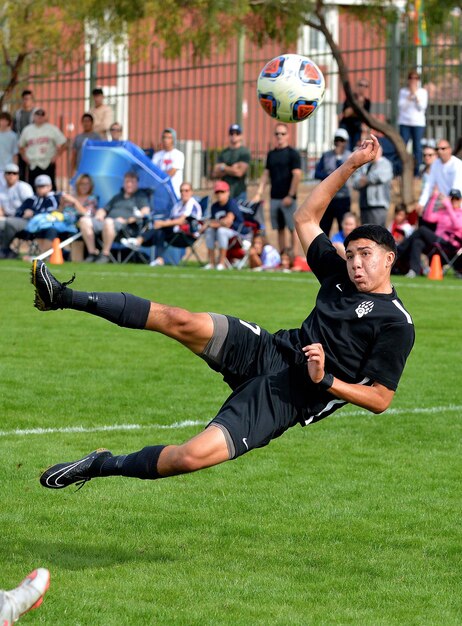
[319,373,334,390]
[289,193,296,199]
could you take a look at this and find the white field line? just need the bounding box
[1,405,461,439]
[3,264,462,290]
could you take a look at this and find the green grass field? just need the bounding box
[1,261,461,625]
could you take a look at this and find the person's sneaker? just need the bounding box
[0,568,50,625]
[202,263,214,270]
[149,258,165,267]
[31,259,75,311]
[216,263,226,271]
[40,449,113,490]
[404,269,417,278]
[84,253,99,263]
[95,254,110,264]
[120,237,140,251]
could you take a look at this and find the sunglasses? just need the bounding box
[215,190,227,194]
[423,152,435,157]
[229,130,241,135]
[437,147,450,151]
[275,132,287,136]
[110,127,122,132]
[5,171,18,175]
[34,112,45,116]
[180,188,192,193]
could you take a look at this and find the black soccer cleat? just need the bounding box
[40,449,113,490]
[30,259,75,311]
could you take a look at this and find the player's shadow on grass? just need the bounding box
[1,538,178,571]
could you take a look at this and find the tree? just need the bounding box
[0,0,144,108]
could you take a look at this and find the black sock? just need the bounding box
[66,291,151,329]
[98,446,166,480]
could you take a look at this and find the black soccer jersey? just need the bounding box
[273,233,415,391]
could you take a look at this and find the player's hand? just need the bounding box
[302,343,326,384]
[348,134,380,168]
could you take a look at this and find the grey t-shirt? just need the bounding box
[0,130,19,171]
[105,190,150,219]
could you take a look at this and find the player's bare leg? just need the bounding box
[40,425,231,489]
[31,259,215,354]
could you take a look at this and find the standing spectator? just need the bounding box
[152,128,184,199]
[78,170,150,263]
[0,112,19,173]
[340,78,371,151]
[211,124,251,201]
[417,139,462,213]
[89,88,113,139]
[419,145,437,182]
[352,144,393,227]
[314,128,351,236]
[253,123,302,252]
[18,109,67,189]
[71,113,101,173]
[398,70,428,176]
[203,180,247,270]
[0,163,34,258]
[12,89,38,182]
[331,212,359,258]
[109,123,124,142]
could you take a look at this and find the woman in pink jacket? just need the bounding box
[397,188,462,277]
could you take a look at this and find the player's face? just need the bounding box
[345,238,394,293]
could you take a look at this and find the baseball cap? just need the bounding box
[449,188,462,199]
[214,180,230,193]
[229,124,242,134]
[34,174,52,187]
[334,128,349,142]
[4,163,19,173]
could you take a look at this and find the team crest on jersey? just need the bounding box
[355,301,374,318]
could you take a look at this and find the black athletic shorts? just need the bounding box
[206,316,336,459]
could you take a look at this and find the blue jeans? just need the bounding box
[399,125,425,176]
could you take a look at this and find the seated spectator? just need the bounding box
[389,204,414,244]
[109,123,124,142]
[61,174,100,262]
[203,180,247,270]
[397,188,462,277]
[20,175,77,255]
[248,233,281,270]
[78,170,151,263]
[71,113,101,174]
[278,247,295,272]
[331,212,359,258]
[0,163,34,258]
[314,128,351,236]
[120,182,202,266]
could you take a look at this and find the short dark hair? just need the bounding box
[92,88,104,96]
[81,113,94,122]
[21,89,33,98]
[0,111,12,124]
[344,224,397,257]
[124,170,139,180]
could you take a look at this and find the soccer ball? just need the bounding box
[257,54,325,123]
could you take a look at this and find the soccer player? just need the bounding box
[33,136,415,490]
[0,568,50,625]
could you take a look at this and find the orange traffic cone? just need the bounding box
[49,238,64,265]
[428,253,443,281]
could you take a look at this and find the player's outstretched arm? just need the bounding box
[303,342,394,414]
[295,135,380,255]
